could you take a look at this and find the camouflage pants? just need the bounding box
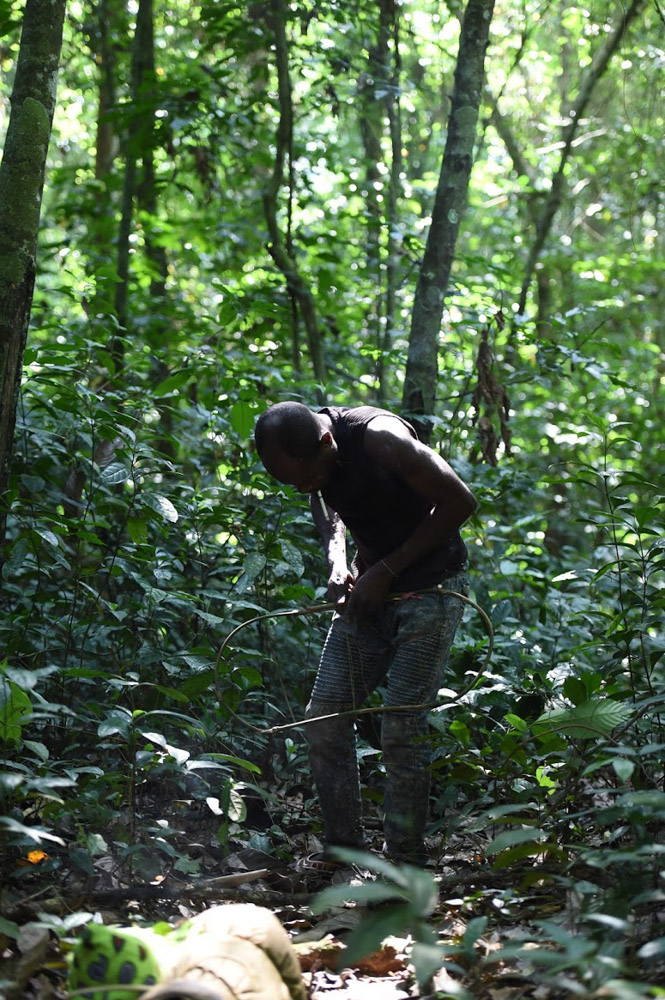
[304,571,468,865]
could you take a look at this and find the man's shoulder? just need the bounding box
[322,405,412,429]
[365,412,417,442]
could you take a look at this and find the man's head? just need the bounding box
[254,402,336,493]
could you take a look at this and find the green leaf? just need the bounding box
[504,712,527,733]
[485,827,547,856]
[98,711,132,738]
[449,718,471,746]
[22,740,49,762]
[233,552,267,593]
[563,676,588,705]
[228,788,246,822]
[637,937,665,959]
[35,528,59,548]
[100,462,130,484]
[341,904,414,969]
[492,841,563,871]
[193,609,227,626]
[127,515,149,542]
[144,494,179,523]
[87,833,108,856]
[204,754,261,774]
[278,538,305,577]
[230,400,258,438]
[0,678,32,743]
[0,817,65,846]
[151,684,190,704]
[536,765,557,789]
[0,914,21,938]
[410,942,460,992]
[313,878,405,913]
[616,790,665,813]
[153,370,192,397]
[532,699,631,740]
[612,757,635,782]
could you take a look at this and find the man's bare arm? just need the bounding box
[364,416,477,575]
[309,492,353,604]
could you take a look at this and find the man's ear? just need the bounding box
[320,431,334,450]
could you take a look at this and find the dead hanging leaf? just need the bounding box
[471,321,512,466]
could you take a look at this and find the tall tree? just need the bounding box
[357,0,403,401]
[0,0,67,553]
[262,0,326,388]
[114,0,159,363]
[402,0,495,438]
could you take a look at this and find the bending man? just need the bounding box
[254,402,477,866]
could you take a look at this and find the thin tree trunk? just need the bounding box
[77,0,123,324]
[262,0,326,389]
[114,0,156,366]
[134,0,167,303]
[402,0,495,440]
[377,0,402,402]
[0,0,67,554]
[94,0,119,180]
[358,31,387,388]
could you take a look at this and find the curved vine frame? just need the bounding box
[214,588,495,736]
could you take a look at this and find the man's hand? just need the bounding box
[327,567,354,606]
[344,561,393,619]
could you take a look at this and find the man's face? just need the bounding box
[262,439,334,494]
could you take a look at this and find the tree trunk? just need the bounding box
[114,0,157,364]
[358,30,388,389]
[132,0,167,304]
[0,0,67,553]
[377,0,402,402]
[94,0,119,180]
[262,0,326,390]
[402,0,494,440]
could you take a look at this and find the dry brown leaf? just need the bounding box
[294,936,406,976]
[294,934,344,971]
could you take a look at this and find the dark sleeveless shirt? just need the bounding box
[318,406,467,590]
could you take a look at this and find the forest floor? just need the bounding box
[2,783,665,1000]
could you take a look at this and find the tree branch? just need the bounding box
[515,0,646,318]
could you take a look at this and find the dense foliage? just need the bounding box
[1,0,664,995]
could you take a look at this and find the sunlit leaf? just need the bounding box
[532,699,631,740]
[100,462,130,484]
[230,400,258,438]
[637,937,665,959]
[144,493,179,523]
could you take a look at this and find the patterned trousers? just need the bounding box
[304,571,468,865]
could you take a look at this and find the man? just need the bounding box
[254,401,477,867]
